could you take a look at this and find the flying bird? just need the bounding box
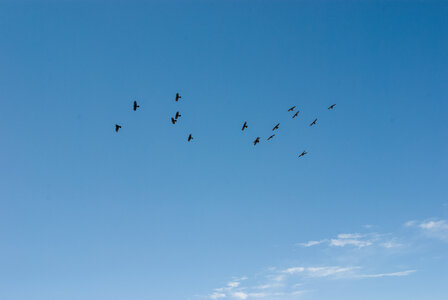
[115,124,122,132]
[133,101,140,111]
[188,134,193,142]
[292,111,300,118]
[288,106,296,112]
[175,111,182,119]
[298,151,307,158]
[253,137,260,146]
[272,123,280,131]
[309,119,317,126]
[242,121,248,131]
[171,117,177,124]
[328,104,336,110]
[267,134,275,141]
[175,93,182,102]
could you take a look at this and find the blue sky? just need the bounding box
[0,1,447,299]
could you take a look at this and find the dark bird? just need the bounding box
[292,111,300,118]
[133,101,140,111]
[309,119,317,126]
[242,121,248,131]
[272,123,280,131]
[171,117,177,124]
[115,124,122,132]
[288,106,296,112]
[188,134,193,142]
[175,93,182,102]
[328,104,336,110]
[175,111,182,119]
[298,151,307,158]
[253,137,260,146]
[267,134,275,141]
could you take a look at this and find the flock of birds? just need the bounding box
[115,94,337,159]
[242,103,337,158]
[115,92,194,142]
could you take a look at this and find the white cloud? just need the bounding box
[298,240,325,247]
[419,220,448,230]
[210,292,226,299]
[306,266,360,278]
[254,283,283,290]
[405,220,417,227]
[330,237,372,248]
[337,233,363,239]
[205,264,413,300]
[246,292,269,298]
[359,270,416,278]
[290,290,308,296]
[207,277,249,299]
[299,233,376,249]
[282,267,305,274]
[381,241,402,248]
[228,281,240,288]
[203,221,439,300]
[231,291,248,299]
[406,219,448,241]
[281,266,359,278]
[269,274,286,282]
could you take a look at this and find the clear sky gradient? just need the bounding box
[1,1,447,300]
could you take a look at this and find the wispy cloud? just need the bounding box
[231,291,248,299]
[306,266,360,278]
[204,264,412,299]
[298,232,404,250]
[282,267,305,274]
[330,234,373,248]
[419,220,448,230]
[228,281,241,288]
[381,241,402,248]
[298,240,326,247]
[358,270,416,278]
[201,218,448,299]
[282,266,360,278]
[298,233,377,248]
[209,292,226,299]
[406,219,448,242]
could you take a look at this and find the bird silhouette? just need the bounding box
[133,101,140,111]
[292,111,300,118]
[188,134,193,142]
[288,106,296,112]
[267,134,275,141]
[115,124,122,132]
[328,104,336,110]
[309,119,317,126]
[175,111,182,119]
[298,151,307,158]
[175,93,182,102]
[171,117,177,124]
[242,121,248,131]
[253,137,260,146]
[272,123,280,131]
